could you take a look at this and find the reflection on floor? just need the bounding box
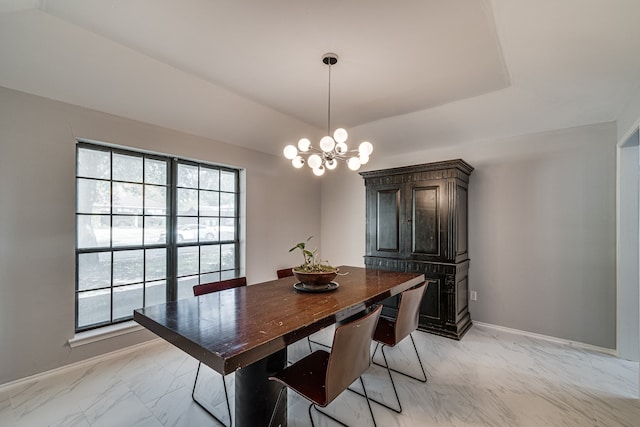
[0,324,638,427]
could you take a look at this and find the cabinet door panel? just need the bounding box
[411,186,440,256]
[456,185,468,259]
[376,189,400,252]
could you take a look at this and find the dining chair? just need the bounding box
[191,276,247,427]
[276,267,294,279]
[267,305,382,427]
[367,282,428,413]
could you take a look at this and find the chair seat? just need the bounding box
[373,316,397,346]
[270,350,331,407]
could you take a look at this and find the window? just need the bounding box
[75,142,240,331]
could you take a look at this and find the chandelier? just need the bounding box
[283,53,373,176]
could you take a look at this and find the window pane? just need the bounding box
[78,147,110,179]
[221,270,238,280]
[113,153,143,183]
[145,248,166,281]
[145,185,166,215]
[145,280,166,306]
[221,244,235,270]
[220,193,236,217]
[77,179,110,214]
[145,158,167,185]
[77,215,110,249]
[200,218,219,242]
[178,246,199,277]
[176,217,197,242]
[113,250,144,285]
[177,275,198,300]
[220,218,235,241]
[178,164,198,188]
[77,289,111,328]
[112,216,143,247]
[200,272,220,284]
[200,245,220,273]
[113,182,143,214]
[200,167,219,191]
[220,170,236,192]
[177,188,198,215]
[199,190,219,217]
[78,252,111,291]
[113,284,143,320]
[145,216,166,245]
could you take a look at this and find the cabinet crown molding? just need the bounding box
[359,159,473,180]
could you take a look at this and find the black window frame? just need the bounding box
[75,141,241,332]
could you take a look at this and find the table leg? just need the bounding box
[235,348,287,427]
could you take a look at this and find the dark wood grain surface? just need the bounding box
[133,266,424,375]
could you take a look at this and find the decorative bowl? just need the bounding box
[292,268,338,289]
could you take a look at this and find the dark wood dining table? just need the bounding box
[133,265,424,426]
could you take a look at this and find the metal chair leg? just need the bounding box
[372,333,428,383]
[347,354,401,414]
[192,361,233,427]
[307,336,331,353]
[267,386,287,427]
[311,376,377,427]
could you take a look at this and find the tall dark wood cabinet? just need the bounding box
[360,159,473,340]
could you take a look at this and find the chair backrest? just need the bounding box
[324,305,382,404]
[193,277,247,296]
[394,282,427,343]
[276,268,294,279]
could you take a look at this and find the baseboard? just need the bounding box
[0,338,162,392]
[473,321,618,357]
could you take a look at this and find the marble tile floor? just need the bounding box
[1,324,639,427]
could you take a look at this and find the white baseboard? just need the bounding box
[0,338,161,392]
[473,321,618,357]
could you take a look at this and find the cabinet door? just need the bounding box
[366,184,403,258]
[407,181,446,261]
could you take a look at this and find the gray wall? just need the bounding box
[617,131,639,361]
[322,123,617,349]
[0,86,321,385]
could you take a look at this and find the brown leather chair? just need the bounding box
[193,276,247,296]
[276,267,294,279]
[268,305,382,427]
[192,276,247,426]
[369,282,428,413]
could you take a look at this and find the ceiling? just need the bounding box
[1,0,639,158]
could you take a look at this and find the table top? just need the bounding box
[133,266,424,375]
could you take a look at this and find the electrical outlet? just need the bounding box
[470,290,477,301]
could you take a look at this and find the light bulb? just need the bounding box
[335,142,348,154]
[326,159,337,170]
[358,141,373,156]
[313,166,325,176]
[292,156,305,168]
[298,138,311,152]
[319,136,335,153]
[283,145,297,160]
[347,157,361,171]
[333,128,348,144]
[359,153,370,165]
[308,154,322,169]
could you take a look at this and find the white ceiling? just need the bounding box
[0,0,639,158]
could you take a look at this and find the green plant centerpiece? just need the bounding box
[289,236,338,289]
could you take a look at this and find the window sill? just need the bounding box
[68,321,144,348]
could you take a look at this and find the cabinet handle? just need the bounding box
[407,217,412,223]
